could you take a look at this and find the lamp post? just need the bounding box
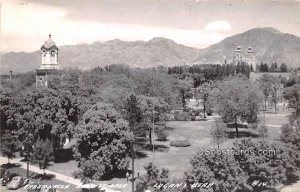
[126,143,139,192]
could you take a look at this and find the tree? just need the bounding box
[210,119,227,149]
[185,151,250,192]
[232,139,300,189]
[195,82,215,118]
[0,88,15,135]
[176,77,194,111]
[125,95,143,136]
[31,139,53,175]
[259,74,280,113]
[0,132,19,163]
[73,102,134,180]
[214,76,262,137]
[283,84,300,126]
[280,63,288,72]
[280,123,300,150]
[137,95,169,145]
[136,163,169,192]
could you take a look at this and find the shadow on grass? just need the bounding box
[227,123,248,128]
[1,163,21,169]
[31,173,56,180]
[139,143,170,152]
[54,148,74,163]
[135,151,148,159]
[227,130,260,138]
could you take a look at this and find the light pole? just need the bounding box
[126,143,139,192]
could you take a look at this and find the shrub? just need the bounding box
[155,125,169,141]
[170,139,191,147]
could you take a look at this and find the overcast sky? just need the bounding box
[1,0,300,52]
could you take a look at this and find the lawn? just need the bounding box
[47,109,290,182]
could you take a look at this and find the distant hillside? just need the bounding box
[193,27,300,67]
[1,27,300,74]
[1,38,199,74]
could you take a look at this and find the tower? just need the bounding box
[245,46,256,72]
[36,34,60,87]
[233,46,243,65]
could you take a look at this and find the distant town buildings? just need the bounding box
[36,34,60,87]
[233,46,256,72]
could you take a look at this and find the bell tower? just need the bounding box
[36,34,60,87]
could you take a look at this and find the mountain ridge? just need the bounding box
[1,27,300,74]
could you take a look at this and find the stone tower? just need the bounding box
[36,34,59,87]
[245,46,256,72]
[233,46,243,65]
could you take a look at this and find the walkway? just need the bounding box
[0,156,120,192]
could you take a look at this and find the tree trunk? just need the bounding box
[235,116,239,138]
[264,100,267,111]
[149,129,152,146]
[203,101,206,119]
[181,91,186,111]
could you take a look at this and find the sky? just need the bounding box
[1,0,300,52]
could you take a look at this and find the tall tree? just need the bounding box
[31,139,53,175]
[0,132,19,163]
[125,95,143,136]
[176,77,193,111]
[210,118,227,149]
[280,63,288,72]
[73,102,134,180]
[214,76,262,137]
[195,82,215,118]
[137,96,169,145]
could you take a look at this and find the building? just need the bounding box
[36,34,60,87]
[245,47,256,72]
[233,46,256,72]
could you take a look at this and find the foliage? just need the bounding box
[232,139,300,188]
[185,151,250,192]
[259,74,281,113]
[195,82,215,118]
[73,102,134,180]
[136,162,169,192]
[0,88,15,134]
[31,139,53,174]
[170,139,191,147]
[0,132,19,163]
[99,74,136,113]
[283,84,300,125]
[137,95,169,145]
[154,124,169,141]
[8,87,79,151]
[280,63,288,72]
[125,95,143,136]
[176,76,194,111]
[210,119,227,149]
[280,123,300,150]
[214,75,263,137]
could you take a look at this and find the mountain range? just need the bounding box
[1,27,300,74]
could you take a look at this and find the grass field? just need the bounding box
[47,106,290,182]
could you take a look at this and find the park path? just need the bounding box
[0,156,121,192]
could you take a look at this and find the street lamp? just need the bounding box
[127,143,139,192]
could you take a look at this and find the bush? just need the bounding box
[155,128,169,142]
[170,139,191,147]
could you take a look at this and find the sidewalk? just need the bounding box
[0,156,121,192]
